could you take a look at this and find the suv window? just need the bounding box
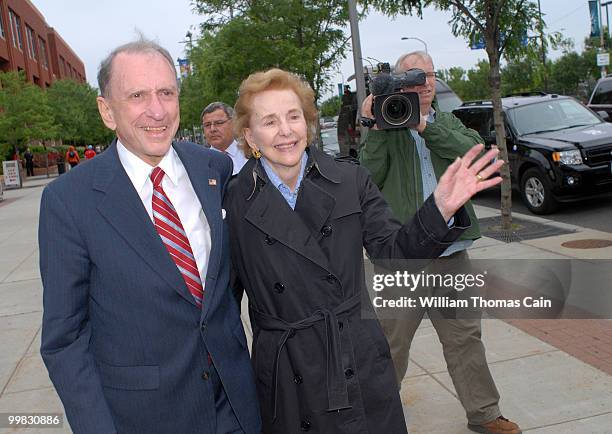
[507,98,600,135]
[590,79,612,104]
[453,108,494,138]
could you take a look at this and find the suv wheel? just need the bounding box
[520,168,557,214]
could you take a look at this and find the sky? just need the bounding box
[30,0,589,100]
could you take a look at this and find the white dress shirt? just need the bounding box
[213,140,248,175]
[117,140,212,283]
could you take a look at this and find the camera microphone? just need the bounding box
[370,73,394,96]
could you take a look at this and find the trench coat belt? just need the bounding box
[251,292,361,421]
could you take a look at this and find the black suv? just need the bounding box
[453,93,612,214]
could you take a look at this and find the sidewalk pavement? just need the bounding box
[0,175,611,433]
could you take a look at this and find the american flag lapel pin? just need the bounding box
[208,178,217,186]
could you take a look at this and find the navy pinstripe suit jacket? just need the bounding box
[39,140,261,434]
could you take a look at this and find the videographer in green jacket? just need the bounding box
[359,51,521,434]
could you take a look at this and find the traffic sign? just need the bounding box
[597,52,610,66]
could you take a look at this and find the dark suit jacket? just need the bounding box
[39,140,261,434]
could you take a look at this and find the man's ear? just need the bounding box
[97,96,117,131]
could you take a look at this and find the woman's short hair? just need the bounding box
[233,68,317,158]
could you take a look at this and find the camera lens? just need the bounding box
[381,95,412,126]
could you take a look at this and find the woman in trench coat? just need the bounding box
[225,68,502,434]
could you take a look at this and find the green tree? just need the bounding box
[0,71,57,147]
[179,71,208,131]
[548,52,593,98]
[368,0,545,232]
[320,95,342,117]
[47,80,112,145]
[182,0,351,130]
[438,61,490,100]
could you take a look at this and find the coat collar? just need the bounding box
[93,140,221,314]
[244,146,340,200]
[238,146,342,273]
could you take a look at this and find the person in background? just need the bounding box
[360,50,521,434]
[84,145,96,160]
[24,148,35,177]
[65,146,80,168]
[202,102,247,175]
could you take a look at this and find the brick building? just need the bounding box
[0,0,85,88]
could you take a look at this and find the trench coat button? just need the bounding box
[294,374,303,384]
[274,282,285,293]
[288,329,296,338]
[201,371,210,380]
[300,420,311,431]
[344,368,354,379]
[200,323,207,332]
[326,274,337,284]
[265,235,276,245]
[338,321,343,331]
[321,225,332,237]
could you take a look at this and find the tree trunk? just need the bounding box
[486,43,513,232]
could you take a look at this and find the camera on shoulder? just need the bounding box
[370,68,426,129]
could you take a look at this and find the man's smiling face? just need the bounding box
[96,51,180,166]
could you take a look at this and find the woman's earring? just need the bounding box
[252,149,262,159]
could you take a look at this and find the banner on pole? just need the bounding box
[177,58,191,78]
[590,0,601,38]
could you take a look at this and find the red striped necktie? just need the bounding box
[150,167,204,307]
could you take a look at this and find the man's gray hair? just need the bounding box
[394,50,434,73]
[200,102,234,121]
[97,37,177,97]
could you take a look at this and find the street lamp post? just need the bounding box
[401,36,428,53]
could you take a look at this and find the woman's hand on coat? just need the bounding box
[433,144,504,222]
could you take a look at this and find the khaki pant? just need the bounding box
[378,251,502,425]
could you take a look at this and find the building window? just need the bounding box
[26,26,36,60]
[38,37,48,69]
[60,56,66,76]
[0,4,5,39]
[8,9,23,50]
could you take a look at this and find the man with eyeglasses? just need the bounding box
[201,102,247,175]
[360,51,522,434]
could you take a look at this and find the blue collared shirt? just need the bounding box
[261,152,308,210]
[411,109,473,257]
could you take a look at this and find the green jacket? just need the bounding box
[359,107,483,241]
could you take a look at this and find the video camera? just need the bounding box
[368,63,426,129]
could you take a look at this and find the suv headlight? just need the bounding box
[552,150,583,165]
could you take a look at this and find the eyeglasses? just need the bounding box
[425,71,437,79]
[203,118,230,129]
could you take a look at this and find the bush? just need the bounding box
[30,145,47,154]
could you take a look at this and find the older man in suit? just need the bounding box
[39,39,260,434]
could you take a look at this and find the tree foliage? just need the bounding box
[47,79,112,145]
[180,0,352,130]
[0,72,112,149]
[437,31,602,104]
[438,60,490,100]
[320,95,342,117]
[0,71,57,146]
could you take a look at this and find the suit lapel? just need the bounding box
[175,143,222,319]
[95,142,196,306]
